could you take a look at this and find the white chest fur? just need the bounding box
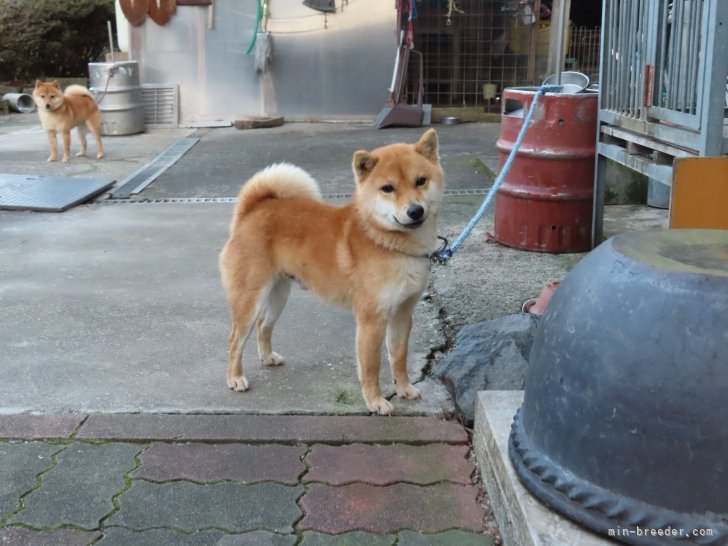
[377,256,431,316]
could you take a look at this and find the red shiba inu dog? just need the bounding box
[32,80,104,163]
[219,129,445,414]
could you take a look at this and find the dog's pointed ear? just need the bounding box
[51,80,61,90]
[35,80,42,88]
[352,150,379,180]
[415,128,439,162]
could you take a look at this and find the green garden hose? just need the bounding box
[245,0,263,54]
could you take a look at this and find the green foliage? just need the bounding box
[0,0,116,81]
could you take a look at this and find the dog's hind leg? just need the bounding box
[226,291,261,392]
[386,297,422,400]
[86,115,104,159]
[256,275,291,366]
[76,125,88,157]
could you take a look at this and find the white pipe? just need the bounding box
[388,30,404,93]
[114,0,130,53]
[3,93,35,113]
[107,20,115,62]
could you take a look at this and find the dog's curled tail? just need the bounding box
[63,85,95,99]
[234,163,322,217]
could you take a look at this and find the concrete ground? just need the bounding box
[0,112,667,544]
[0,113,668,415]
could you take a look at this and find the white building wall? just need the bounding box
[127,0,395,123]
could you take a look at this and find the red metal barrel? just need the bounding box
[494,87,597,253]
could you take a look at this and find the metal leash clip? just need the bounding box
[429,236,452,265]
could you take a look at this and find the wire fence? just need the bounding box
[566,25,601,83]
[404,1,602,109]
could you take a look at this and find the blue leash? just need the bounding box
[432,83,562,265]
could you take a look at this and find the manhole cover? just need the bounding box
[0,174,114,212]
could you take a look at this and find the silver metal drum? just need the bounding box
[88,61,145,136]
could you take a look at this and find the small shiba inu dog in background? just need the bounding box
[219,129,445,415]
[32,80,104,163]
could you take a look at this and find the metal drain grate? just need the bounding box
[101,197,237,205]
[444,188,488,196]
[110,138,199,199]
[141,84,179,128]
[100,188,488,205]
[318,188,489,199]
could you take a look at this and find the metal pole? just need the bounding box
[548,0,570,84]
[107,21,115,63]
[555,1,567,86]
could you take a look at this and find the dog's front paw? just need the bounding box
[76,151,86,157]
[62,156,70,163]
[227,375,249,392]
[261,352,285,366]
[47,155,57,162]
[396,383,421,400]
[366,397,394,416]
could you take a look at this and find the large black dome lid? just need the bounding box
[509,229,728,545]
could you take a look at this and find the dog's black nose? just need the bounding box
[407,204,424,220]
[45,104,51,109]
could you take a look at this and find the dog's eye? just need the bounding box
[415,177,427,187]
[380,184,395,194]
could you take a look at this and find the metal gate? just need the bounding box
[594,0,728,242]
[600,0,727,153]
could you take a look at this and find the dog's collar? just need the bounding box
[398,235,450,265]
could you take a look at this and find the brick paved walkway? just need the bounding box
[0,415,497,545]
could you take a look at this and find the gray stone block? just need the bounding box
[300,531,394,545]
[77,415,468,444]
[398,530,495,545]
[10,443,141,529]
[437,313,539,425]
[0,414,86,440]
[0,442,59,520]
[0,527,100,546]
[130,443,306,484]
[0,85,23,94]
[97,528,297,545]
[109,481,303,532]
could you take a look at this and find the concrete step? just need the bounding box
[473,391,614,546]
